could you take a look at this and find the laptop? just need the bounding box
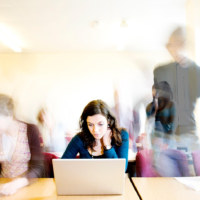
[52,159,126,195]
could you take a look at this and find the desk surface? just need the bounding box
[132,177,200,200]
[0,177,139,200]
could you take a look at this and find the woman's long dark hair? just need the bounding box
[155,81,173,101]
[78,99,123,151]
[153,81,173,109]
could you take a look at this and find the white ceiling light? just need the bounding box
[92,21,101,29]
[120,20,128,28]
[0,25,22,52]
[115,21,128,50]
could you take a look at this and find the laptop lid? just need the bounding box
[53,159,125,195]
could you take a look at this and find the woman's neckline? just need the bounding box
[89,152,105,158]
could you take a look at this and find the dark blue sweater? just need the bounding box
[61,129,129,171]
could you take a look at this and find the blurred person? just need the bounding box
[37,108,67,152]
[146,81,177,150]
[62,100,129,171]
[156,149,189,177]
[0,94,44,196]
[112,89,136,152]
[145,83,191,177]
[154,27,200,154]
[112,62,151,154]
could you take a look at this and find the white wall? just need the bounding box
[0,51,171,133]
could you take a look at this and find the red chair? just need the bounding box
[192,149,200,176]
[136,149,158,177]
[43,152,59,178]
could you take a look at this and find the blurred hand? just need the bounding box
[0,178,29,196]
[0,182,18,196]
[154,92,159,112]
[101,128,112,146]
[155,97,159,111]
[42,113,55,131]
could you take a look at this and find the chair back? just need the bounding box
[192,149,200,176]
[43,152,59,178]
[136,149,158,177]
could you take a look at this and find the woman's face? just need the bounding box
[86,114,108,140]
[152,88,156,98]
[0,115,12,134]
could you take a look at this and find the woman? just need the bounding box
[62,100,129,171]
[0,94,44,196]
[146,81,177,149]
[37,108,67,152]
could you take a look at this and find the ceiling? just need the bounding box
[0,0,187,53]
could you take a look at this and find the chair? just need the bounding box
[43,152,59,178]
[136,149,190,177]
[76,154,80,158]
[192,149,200,176]
[136,149,158,177]
[157,149,189,177]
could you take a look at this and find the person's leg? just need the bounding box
[156,150,181,177]
[176,125,200,176]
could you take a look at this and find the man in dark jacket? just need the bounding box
[154,27,200,154]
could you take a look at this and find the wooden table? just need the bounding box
[132,177,200,200]
[0,176,139,200]
[128,149,136,162]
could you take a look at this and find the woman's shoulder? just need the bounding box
[26,122,39,129]
[71,133,84,144]
[169,100,176,106]
[146,102,153,112]
[23,123,40,143]
[119,128,129,140]
[165,100,176,108]
[18,121,37,130]
[25,123,40,136]
[18,122,39,136]
[18,122,41,147]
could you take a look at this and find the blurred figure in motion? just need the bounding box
[154,27,200,156]
[112,88,137,152]
[0,94,44,196]
[145,82,191,177]
[37,108,67,152]
[146,81,177,150]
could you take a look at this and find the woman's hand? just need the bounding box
[101,128,112,146]
[0,178,29,196]
[154,97,158,112]
[0,182,18,196]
